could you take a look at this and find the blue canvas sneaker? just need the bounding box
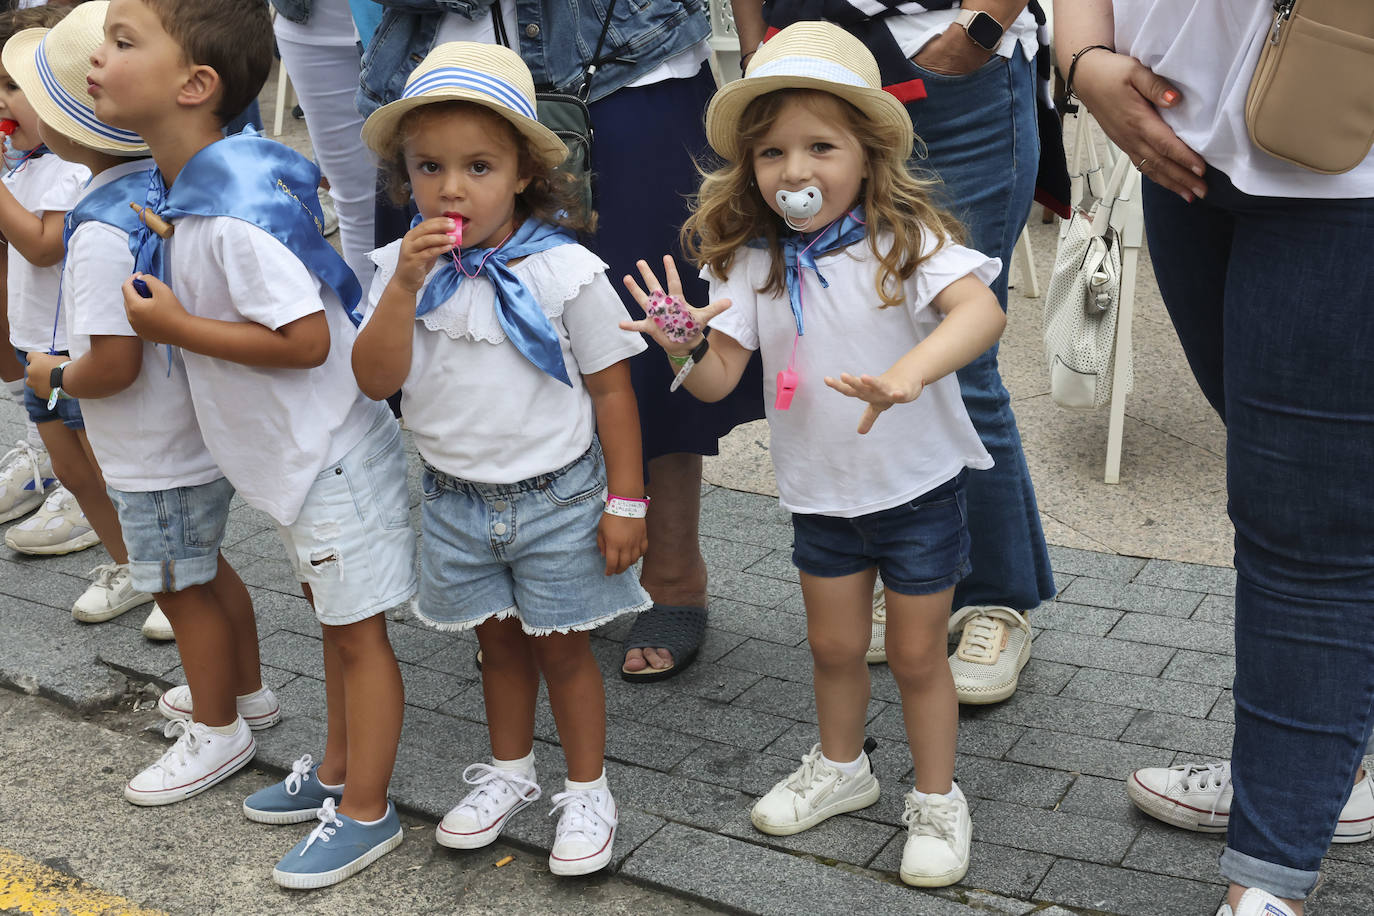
[272,798,403,889]
[244,754,343,824]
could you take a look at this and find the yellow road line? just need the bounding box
[0,848,167,916]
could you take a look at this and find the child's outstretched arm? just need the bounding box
[25,335,142,400]
[620,256,753,403]
[122,273,331,369]
[584,360,649,576]
[0,192,66,266]
[825,274,1006,434]
[353,216,456,399]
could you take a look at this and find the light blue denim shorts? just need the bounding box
[417,439,651,635]
[107,477,235,594]
[277,414,418,627]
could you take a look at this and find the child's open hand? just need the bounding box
[598,514,647,576]
[394,216,457,294]
[825,370,925,435]
[620,255,731,357]
[123,273,188,346]
[24,351,64,399]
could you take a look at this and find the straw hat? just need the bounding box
[362,41,566,168]
[705,22,913,163]
[2,1,148,156]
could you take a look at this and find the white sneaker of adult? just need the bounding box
[0,440,55,523]
[141,603,174,641]
[947,606,1032,705]
[750,743,880,836]
[548,782,617,876]
[4,486,100,555]
[71,563,153,623]
[435,762,541,850]
[124,717,255,806]
[1216,888,1298,916]
[868,589,887,664]
[899,784,971,887]
[157,685,282,731]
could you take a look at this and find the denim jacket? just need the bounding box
[356,0,710,115]
[270,0,310,24]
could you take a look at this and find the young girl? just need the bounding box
[353,42,651,877]
[623,23,1006,888]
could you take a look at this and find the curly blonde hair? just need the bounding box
[683,90,965,310]
[378,100,593,233]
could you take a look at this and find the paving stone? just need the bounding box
[867,704,1026,760]
[1121,710,1234,759]
[271,673,327,724]
[235,555,303,597]
[3,541,114,580]
[871,836,1054,901]
[229,528,290,560]
[398,662,470,711]
[671,740,802,798]
[93,623,183,682]
[742,548,798,583]
[1108,614,1234,655]
[385,619,444,664]
[620,822,981,916]
[640,691,793,751]
[970,799,1137,865]
[1208,690,1235,723]
[0,556,90,610]
[1046,546,1148,582]
[1059,579,1205,619]
[1160,649,1235,689]
[603,714,705,773]
[1134,559,1235,596]
[1024,601,1123,636]
[972,691,1137,741]
[245,587,319,638]
[954,755,1074,810]
[1121,822,1227,884]
[252,706,327,764]
[1007,730,1173,781]
[397,704,493,761]
[698,534,772,573]
[1014,658,1078,696]
[606,760,756,833]
[1058,773,1146,825]
[257,628,323,678]
[707,568,799,609]
[1309,856,1374,914]
[703,598,808,646]
[620,654,763,707]
[716,637,814,684]
[1191,593,1235,625]
[719,806,897,868]
[1031,630,1176,677]
[0,596,126,711]
[1034,858,1224,916]
[221,505,275,549]
[1062,668,1221,717]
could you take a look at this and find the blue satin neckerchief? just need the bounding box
[131,129,363,325]
[749,209,868,337]
[415,217,577,387]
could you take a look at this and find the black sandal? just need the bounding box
[619,604,707,683]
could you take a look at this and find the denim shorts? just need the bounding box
[108,477,235,594]
[417,438,652,635]
[791,470,971,596]
[277,414,418,627]
[15,348,83,429]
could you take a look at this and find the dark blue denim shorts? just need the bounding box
[15,348,82,429]
[790,469,971,596]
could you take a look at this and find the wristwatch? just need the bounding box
[954,8,1004,53]
[49,361,67,393]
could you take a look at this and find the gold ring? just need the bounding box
[1137,157,1150,171]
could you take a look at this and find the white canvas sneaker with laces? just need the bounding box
[435,762,541,849]
[71,563,153,623]
[868,588,887,664]
[1216,888,1298,916]
[158,684,282,731]
[548,779,618,876]
[899,783,972,887]
[5,486,100,555]
[751,743,881,836]
[124,716,255,806]
[948,606,1033,705]
[0,440,55,523]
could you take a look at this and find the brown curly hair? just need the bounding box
[0,4,70,50]
[378,100,592,233]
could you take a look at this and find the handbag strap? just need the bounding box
[491,0,617,101]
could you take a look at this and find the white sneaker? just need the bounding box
[141,603,174,641]
[868,589,887,664]
[4,486,100,555]
[1216,888,1298,916]
[435,762,541,849]
[318,189,339,236]
[124,717,255,806]
[899,784,971,887]
[1129,760,1374,843]
[548,779,617,876]
[71,563,153,623]
[948,606,1032,705]
[158,685,282,731]
[0,440,55,523]
[751,743,880,836]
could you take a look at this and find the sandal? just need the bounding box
[619,604,707,683]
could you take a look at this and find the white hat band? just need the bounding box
[36,34,141,145]
[403,66,535,120]
[748,56,871,91]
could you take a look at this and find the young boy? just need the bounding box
[89,0,417,889]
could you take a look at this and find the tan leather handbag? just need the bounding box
[1246,0,1374,174]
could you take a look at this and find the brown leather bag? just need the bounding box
[1246,0,1374,174]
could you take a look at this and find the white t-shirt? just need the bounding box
[64,160,221,492]
[1114,0,1374,199]
[4,155,90,352]
[166,216,387,525]
[707,233,999,518]
[887,6,1039,64]
[363,239,645,482]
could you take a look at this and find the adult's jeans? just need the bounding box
[1143,169,1374,899]
[899,50,1055,611]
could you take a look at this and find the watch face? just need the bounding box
[967,12,1003,50]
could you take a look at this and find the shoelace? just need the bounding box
[1177,762,1231,825]
[902,793,959,841]
[283,754,315,796]
[456,763,540,821]
[548,788,614,846]
[956,616,1005,662]
[0,440,45,493]
[301,797,342,854]
[38,486,71,514]
[784,746,834,796]
[86,562,120,590]
[149,718,207,776]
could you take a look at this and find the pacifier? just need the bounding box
[443,212,466,247]
[0,119,17,137]
[775,186,823,231]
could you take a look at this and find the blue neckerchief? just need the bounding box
[749,209,867,336]
[415,216,577,386]
[131,129,363,324]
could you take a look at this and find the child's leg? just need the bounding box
[35,421,122,554]
[322,613,403,822]
[528,629,605,782]
[206,553,265,698]
[475,616,539,761]
[74,430,127,565]
[884,586,958,794]
[800,568,879,761]
[155,583,238,727]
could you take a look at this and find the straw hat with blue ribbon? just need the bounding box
[2,1,148,156]
[362,41,566,169]
[705,21,913,165]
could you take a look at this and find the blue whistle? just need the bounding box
[132,278,152,298]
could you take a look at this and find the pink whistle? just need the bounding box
[775,368,799,410]
[444,213,465,247]
[645,289,698,344]
[0,119,17,137]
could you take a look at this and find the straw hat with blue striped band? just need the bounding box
[705,22,913,165]
[362,41,566,169]
[2,1,147,156]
